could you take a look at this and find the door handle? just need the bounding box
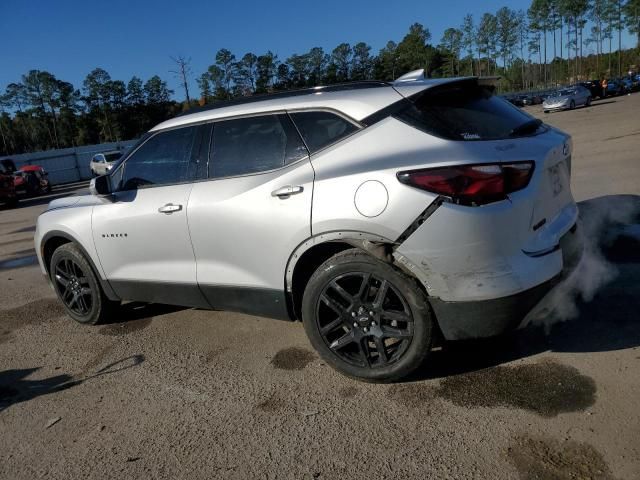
[271,185,304,198]
[158,203,182,214]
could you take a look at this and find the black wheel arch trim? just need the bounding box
[40,230,120,301]
[285,231,397,291]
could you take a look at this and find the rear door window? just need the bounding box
[396,83,540,141]
[289,111,359,153]
[209,114,308,178]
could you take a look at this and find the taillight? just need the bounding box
[396,161,535,206]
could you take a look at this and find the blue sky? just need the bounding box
[1,0,635,99]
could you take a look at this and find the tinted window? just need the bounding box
[120,126,196,190]
[210,114,307,178]
[396,84,537,141]
[289,111,358,153]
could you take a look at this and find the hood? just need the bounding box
[47,193,101,211]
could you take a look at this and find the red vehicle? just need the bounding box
[13,165,52,197]
[0,159,18,208]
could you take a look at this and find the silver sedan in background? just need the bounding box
[543,85,592,113]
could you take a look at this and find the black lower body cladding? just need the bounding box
[431,224,583,340]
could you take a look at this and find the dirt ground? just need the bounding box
[1,94,639,480]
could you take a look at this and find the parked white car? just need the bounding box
[89,151,122,176]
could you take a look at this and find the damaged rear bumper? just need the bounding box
[427,224,583,340]
[429,277,559,340]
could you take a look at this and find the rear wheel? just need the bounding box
[302,249,433,382]
[50,243,119,324]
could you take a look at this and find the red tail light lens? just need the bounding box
[397,162,534,206]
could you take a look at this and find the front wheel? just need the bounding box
[570,100,576,109]
[50,243,119,324]
[586,96,592,106]
[302,249,433,382]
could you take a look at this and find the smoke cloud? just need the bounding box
[524,195,640,333]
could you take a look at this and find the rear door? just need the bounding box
[92,124,210,307]
[187,113,314,319]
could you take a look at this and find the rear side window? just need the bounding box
[120,126,196,190]
[396,84,537,141]
[210,114,308,178]
[289,111,358,153]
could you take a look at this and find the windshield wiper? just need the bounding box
[509,118,542,137]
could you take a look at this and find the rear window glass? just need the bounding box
[289,111,358,153]
[395,85,538,141]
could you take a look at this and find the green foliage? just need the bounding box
[2,3,640,156]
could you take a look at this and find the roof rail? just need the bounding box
[176,81,391,117]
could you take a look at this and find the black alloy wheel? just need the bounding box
[302,249,433,382]
[316,272,413,368]
[50,243,119,324]
[53,257,94,316]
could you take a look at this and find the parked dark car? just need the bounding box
[606,80,625,96]
[0,159,18,208]
[518,95,531,106]
[620,77,635,93]
[523,94,543,105]
[577,80,604,99]
[502,95,523,107]
[13,165,52,197]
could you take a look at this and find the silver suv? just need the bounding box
[35,71,581,381]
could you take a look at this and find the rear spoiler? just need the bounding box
[363,74,503,126]
[393,69,501,88]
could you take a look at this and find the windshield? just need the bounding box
[553,89,575,97]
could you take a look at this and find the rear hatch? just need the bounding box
[392,78,576,250]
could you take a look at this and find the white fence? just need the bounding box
[0,140,138,185]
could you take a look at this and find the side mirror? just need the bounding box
[90,175,112,196]
[92,153,106,163]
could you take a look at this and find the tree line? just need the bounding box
[2,0,639,156]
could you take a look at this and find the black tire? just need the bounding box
[50,243,119,325]
[586,96,592,106]
[301,249,433,382]
[570,100,575,109]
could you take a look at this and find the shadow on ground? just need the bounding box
[0,354,144,412]
[413,194,640,381]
